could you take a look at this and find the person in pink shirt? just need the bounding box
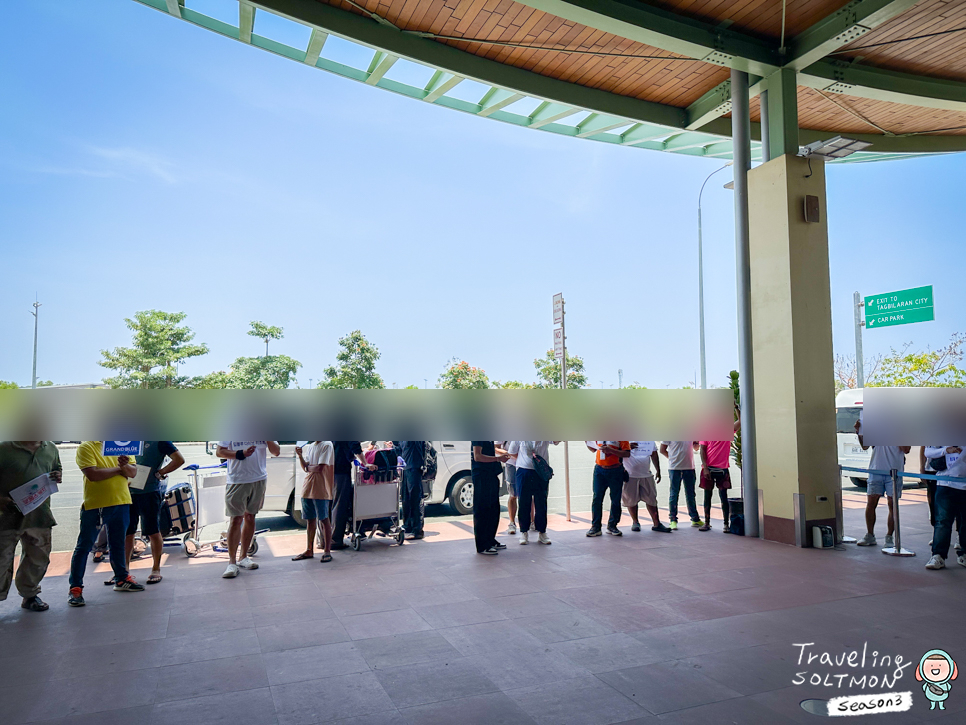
[698,439,732,533]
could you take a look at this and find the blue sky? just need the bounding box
[2,0,964,389]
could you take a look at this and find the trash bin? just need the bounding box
[727,497,744,535]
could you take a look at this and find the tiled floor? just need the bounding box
[1,498,963,725]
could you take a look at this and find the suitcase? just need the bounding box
[160,482,196,536]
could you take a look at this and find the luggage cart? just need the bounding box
[349,456,405,551]
[181,463,269,558]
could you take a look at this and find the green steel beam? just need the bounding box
[423,72,463,103]
[239,1,255,44]
[528,102,579,128]
[478,88,524,117]
[786,0,918,71]
[685,81,732,130]
[516,0,779,75]
[576,113,630,138]
[249,0,687,128]
[366,51,398,85]
[620,124,674,146]
[662,132,718,152]
[800,60,966,113]
[164,0,182,18]
[304,27,327,65]
[765,68,799,158]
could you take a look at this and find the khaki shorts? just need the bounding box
[225,480,267,518]
[622,475,657,507]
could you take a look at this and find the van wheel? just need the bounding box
[289,493,307,528]
[449,477,474,515]
[850,477,868,489]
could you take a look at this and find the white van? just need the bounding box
[836,389,872,487]
[206,441,493,525]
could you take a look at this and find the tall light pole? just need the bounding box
[697,161,733,389]
[30,298,41,389]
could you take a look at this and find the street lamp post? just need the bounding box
[697,162,733,390]
[30,298,41,389]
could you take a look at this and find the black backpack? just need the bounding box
[422,441,437,482]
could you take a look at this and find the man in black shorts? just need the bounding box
[125,441,184,585]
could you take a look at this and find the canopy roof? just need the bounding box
[135,0,966,162]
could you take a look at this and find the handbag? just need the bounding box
[526,442,554,482]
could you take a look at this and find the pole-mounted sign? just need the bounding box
[864,285,934,329]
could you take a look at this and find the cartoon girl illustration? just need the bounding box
[916,649,958,710]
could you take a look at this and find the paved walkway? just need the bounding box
[0,496,962,725]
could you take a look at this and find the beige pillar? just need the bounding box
[748,154,839,545]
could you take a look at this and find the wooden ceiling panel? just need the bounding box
[835,0,966,83]
[645,0,852,41]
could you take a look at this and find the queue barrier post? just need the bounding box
[882,468,915,557]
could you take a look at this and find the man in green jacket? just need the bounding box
[0,441,63,612]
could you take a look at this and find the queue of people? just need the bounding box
[5,434,964,612]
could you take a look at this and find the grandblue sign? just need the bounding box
[102,441,143,457]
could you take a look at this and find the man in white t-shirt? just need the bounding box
[660,441,701,529]
[623,442,670,533]
[926,446,966,570]
[854,421,909,548]
[215,440,281,578]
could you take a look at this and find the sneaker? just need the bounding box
[494,541,507,550]
[538,532,551,545]
[586,527,602,537]
[530,524,536,533]
[479,547,498,555]
[925,554,945,570]
[237,557,259,570]
[520,531,529,545]
[652,523,672,533]
[606,527,622,536]
[222,563,240,578]
[884,534,894,547]
[958,554,966,568]
[723,525,731,534]
[631,522,641,532]
[691,520,704,528]
[113,576,145,593]
[68,587,85,607]
[670,521,678,531]
[856,533,877,547]
[507,522,517,535]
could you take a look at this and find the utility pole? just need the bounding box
[553,293,571,521]
[618,369,623,389]
[854,291,865,388]
[30,297,41,389]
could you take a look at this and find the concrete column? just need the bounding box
[747,154,839,545]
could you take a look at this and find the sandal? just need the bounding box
[147,572,163,584]
[699,524,711,532]
[291,552,314,561]
[93,552,105,563]
[320,553,332,563]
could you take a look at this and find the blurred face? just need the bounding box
[924,656,951,682]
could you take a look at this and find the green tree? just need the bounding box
[0,380,19,389]
[248,321,284,356]
[37,380,54,387]
[533,350,587,389]
[729,370,741,468]
[438,359,490,389]
[226,355,301,389]
[99,310,209,388]
[492,380,537,389]
[188,371,230,389]
[623,383,647,389]
[869,334,966,388]
[404,384,420,390]
[319,331,385,389]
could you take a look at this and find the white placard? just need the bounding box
[129,465,153,491]
[554,327,564,360]
[10,473,59,516]
[553,293,563,326]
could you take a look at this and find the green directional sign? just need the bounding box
[864,285,934,329]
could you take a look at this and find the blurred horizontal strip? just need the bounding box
[0,389,734,442]
[863,387,966,446]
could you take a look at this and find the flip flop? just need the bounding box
[291,552,314,561]
[147,573,163,584]
[320,554,332,563]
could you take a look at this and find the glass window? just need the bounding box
[836,407,862,434]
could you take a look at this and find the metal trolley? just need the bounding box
[349,456,405,551]
[180,463,269,558]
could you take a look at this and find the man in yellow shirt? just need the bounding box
[68,441,145,606]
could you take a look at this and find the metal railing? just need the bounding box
[839,465,966,557]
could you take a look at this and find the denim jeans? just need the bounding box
[592,465,624,530]
[668,469,699,522]
[932,485,966,559]
[70,504,130,589]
